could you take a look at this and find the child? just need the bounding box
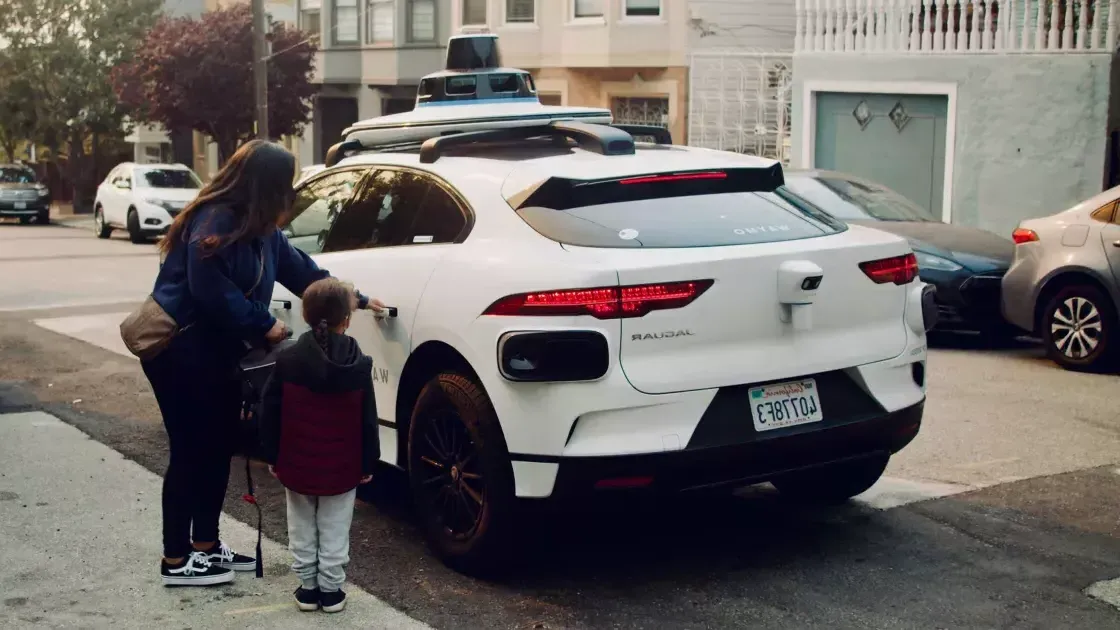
[259,277,380,613]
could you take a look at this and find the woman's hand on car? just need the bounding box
[264,319,289,344]
[365,298,386,313]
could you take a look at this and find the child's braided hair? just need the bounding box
[301,277,355,352]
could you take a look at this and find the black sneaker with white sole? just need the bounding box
[294,586,320,612]
[161,551,235,587]
[200,541,257,572]
[320,589,347,613]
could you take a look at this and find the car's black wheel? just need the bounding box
[93,206,111,239]
[1042,284,1117,372]
[35,209,49,225]
[18,216,32,225]
[407,372,517,575]
[771,455,888,505]
[126,208,146,244]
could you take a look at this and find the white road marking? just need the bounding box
[1085,577,1120,611]
[0,297,140,312]
[33,311,135,359]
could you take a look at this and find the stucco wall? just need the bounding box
[792,54,1115,236]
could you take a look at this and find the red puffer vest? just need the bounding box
[268,331,377,497]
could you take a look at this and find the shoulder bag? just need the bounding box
[120,243,264,362]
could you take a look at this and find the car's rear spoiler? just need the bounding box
[509,164,785,211]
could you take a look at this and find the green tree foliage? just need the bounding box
[113,3,318,164]
[0,0,161,205]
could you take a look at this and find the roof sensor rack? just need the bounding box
[611,125,672,145]
[418,121,636,164]
[323,139,364,168]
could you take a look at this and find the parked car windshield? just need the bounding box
[137,168,202,189]
[0,166,36,184]
[781,174,937,222]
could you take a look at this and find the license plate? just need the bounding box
[749,379,823,432]
[13,202,25,209]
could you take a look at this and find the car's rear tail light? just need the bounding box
[483,280,714,319]
[1011,228,1039,245]
[860,253,918,285]
[618,171,727,185]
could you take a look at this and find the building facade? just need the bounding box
[791,0,1118,236]
[454,0,689,144]
[295,0,451,166]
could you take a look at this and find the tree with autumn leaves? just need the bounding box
[113,3,318,164]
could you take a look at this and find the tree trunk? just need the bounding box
[216,135,238,167]
[1,142,15,163]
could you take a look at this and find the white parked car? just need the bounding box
[271,121,934,575]
[93,163,202,243]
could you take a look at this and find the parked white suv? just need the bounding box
[93,163,202,243]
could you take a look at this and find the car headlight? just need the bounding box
[914,251,963,272]
[142,198,176,213]
[34,185,49,196]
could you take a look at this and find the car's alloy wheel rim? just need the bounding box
[1051,296,1103,359]
[416,408,485,541]
[94,212,103,232]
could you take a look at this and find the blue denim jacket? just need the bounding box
[151,203,365,357]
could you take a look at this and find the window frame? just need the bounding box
[503,0,536,26]
[407,0,437,43]
[316,165,474,252]
[461,0,488,27]
[367,0,395,44]
[332,0,360,46]
[1090,200,1118,224]
[571,0,606,22]
[300,0,323,34]
[620,0,661,21]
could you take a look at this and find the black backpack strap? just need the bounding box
[240,402,264,579]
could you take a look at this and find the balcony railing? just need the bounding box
[795,0,1118,53]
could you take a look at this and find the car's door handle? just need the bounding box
[1113,240,1120,248]
[374,306,398,319]
[272,299,292,310]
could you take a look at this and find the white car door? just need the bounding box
[96,167,118,217]
[274,167,469,467]
[107,169,134,225]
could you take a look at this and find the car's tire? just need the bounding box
[93,206,111,239]
[771,455,888,505]
[1042,284,1117,372]
[126,208,146,244]
[18,216,32,225]
[35,209,49,225]
[407,372,517,576]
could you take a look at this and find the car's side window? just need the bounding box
[323,169,429,253]
[1090,200,1117,223]
[283,169,367,255]
[405,181,469,245]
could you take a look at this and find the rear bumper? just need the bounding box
[518,397,923,502]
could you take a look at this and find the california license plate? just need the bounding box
[749,379,823,432]
[14,201,26,209]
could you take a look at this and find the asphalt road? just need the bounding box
[2,218,1119,629]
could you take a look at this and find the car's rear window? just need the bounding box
[512,172,847,248]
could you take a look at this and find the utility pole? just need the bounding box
[252,0,269,140]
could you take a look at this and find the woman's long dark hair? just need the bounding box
[160,139,297,255]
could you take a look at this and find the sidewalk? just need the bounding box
[0,410,429,629]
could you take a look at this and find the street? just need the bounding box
[1,219,1119,629]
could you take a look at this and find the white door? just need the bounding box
[274,166,471,466]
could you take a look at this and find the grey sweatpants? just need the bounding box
[285,488,357,592]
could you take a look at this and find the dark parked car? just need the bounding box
[781,170,1016,337]
[0,163,51,225]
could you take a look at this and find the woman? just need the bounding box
[143,140,381,587]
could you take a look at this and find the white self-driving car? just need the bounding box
[268,34,935,574]
[93,162,202,243]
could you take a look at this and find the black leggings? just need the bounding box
[142,330,241,559]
